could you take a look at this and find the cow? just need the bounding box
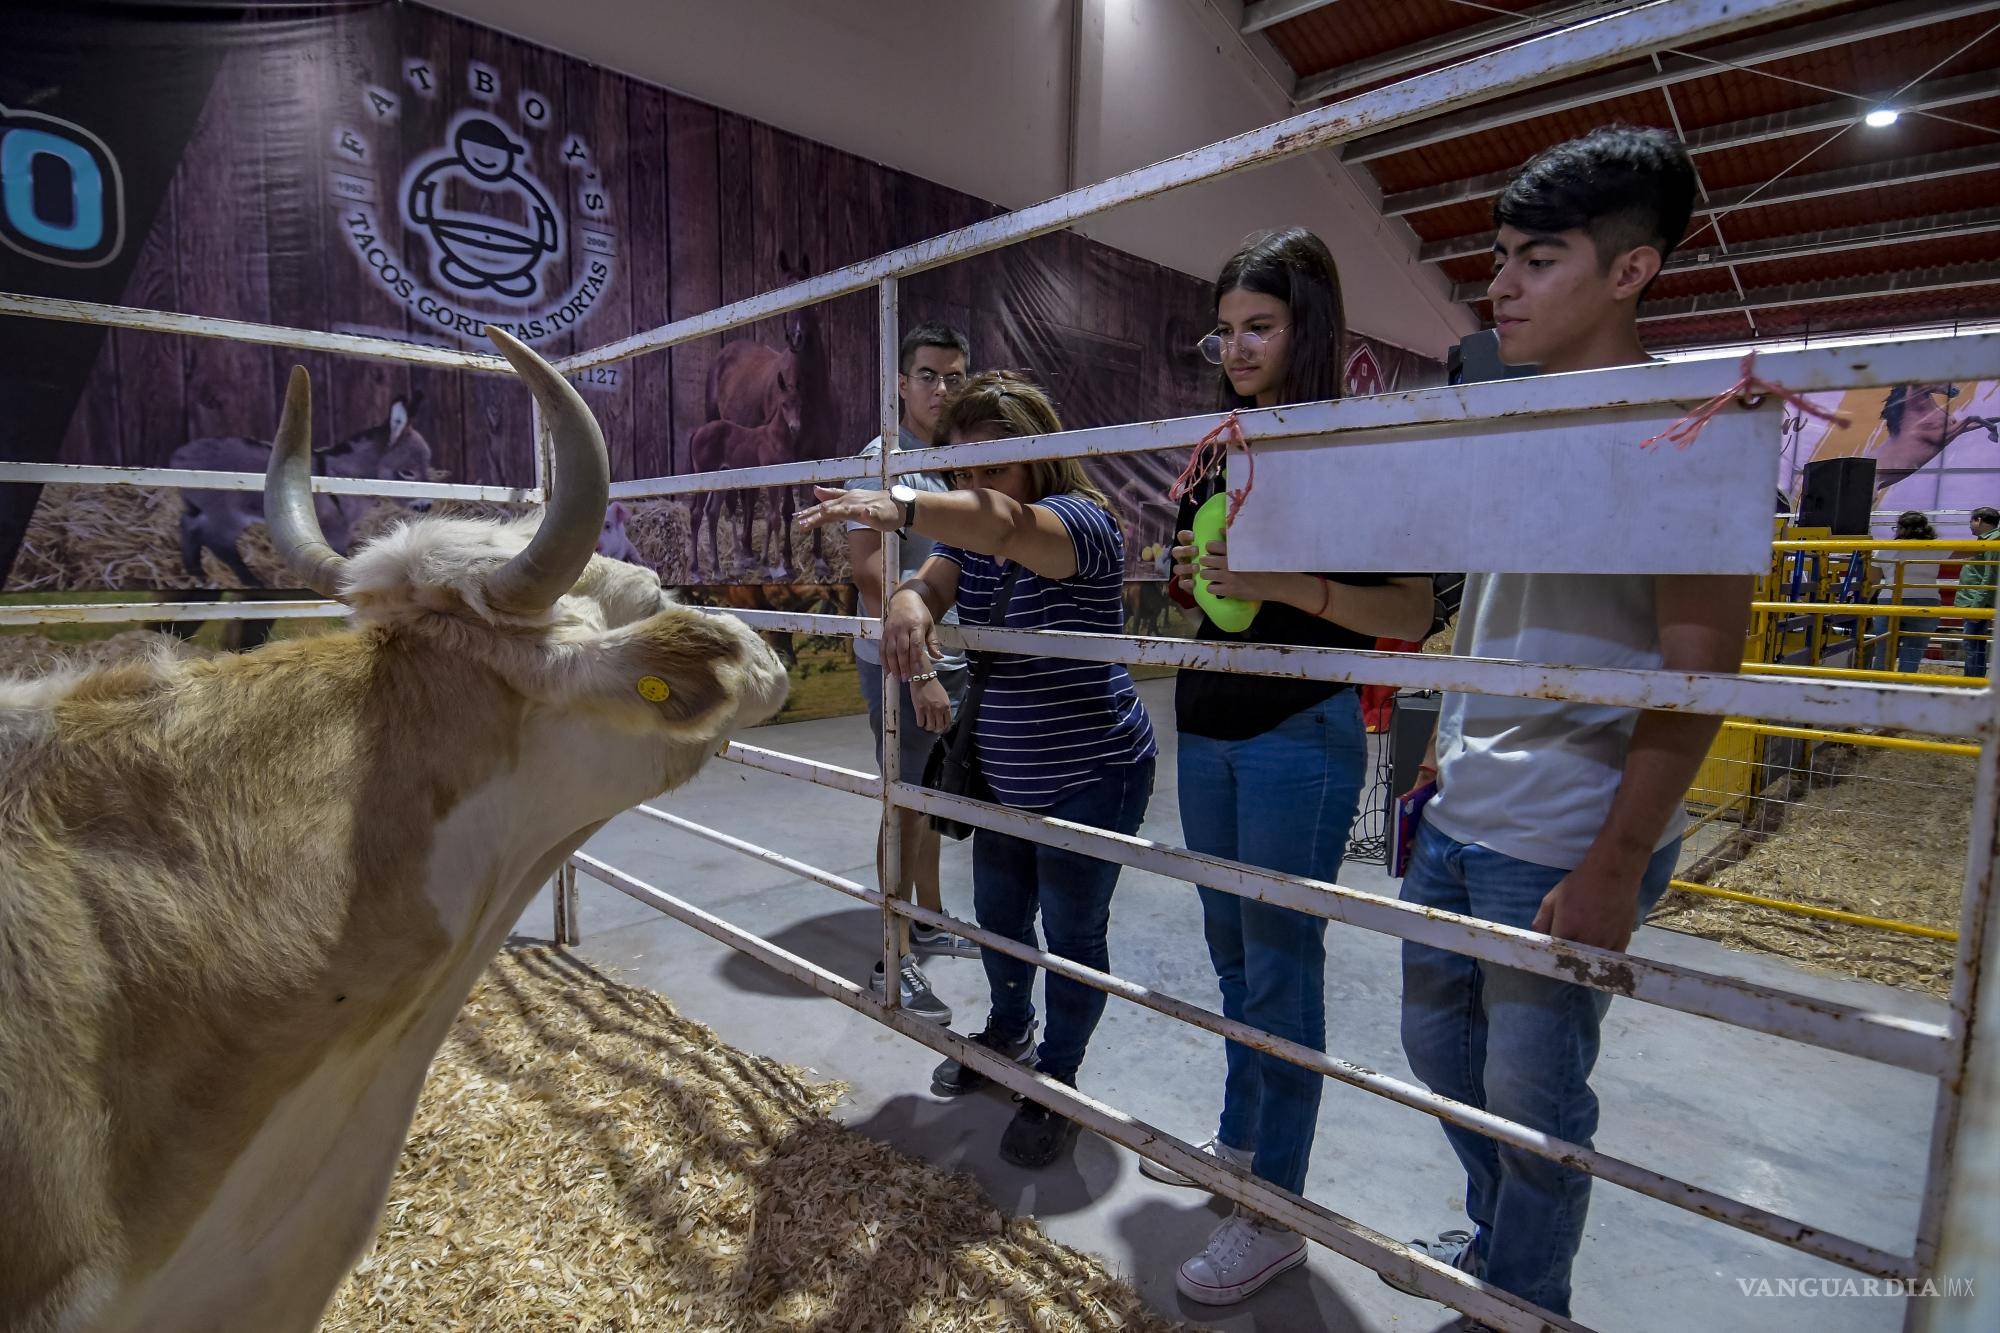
[0,328,790,1333]
[169,393,436,590]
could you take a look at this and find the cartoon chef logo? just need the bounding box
[404,114,560,300]
[332,67,615,346]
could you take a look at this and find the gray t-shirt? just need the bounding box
[1425,571,1675,871]
[846,430,963,670]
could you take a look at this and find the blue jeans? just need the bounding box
[974,756,1156,1083]
[1967,621,1990,680]
[1178,693,1366,1196]
[1866,610,1937,674]
[1399,821,1678,1318]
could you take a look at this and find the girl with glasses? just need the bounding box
[1156,227,1433,1306]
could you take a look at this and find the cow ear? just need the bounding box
[389,399,411,443]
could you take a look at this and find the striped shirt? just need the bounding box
[932,493,1156,811]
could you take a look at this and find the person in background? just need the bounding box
[844,323,979,1025]
[1955,505,1999,680]
[797,371,1156,1170]
[1868,511,1941,675]
[1149,227,1432,1307]
[1395,126,1750,1324]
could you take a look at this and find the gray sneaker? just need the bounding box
[870,955,951,1024]
[1379,1229,1475,1299]
[910,923,981,958]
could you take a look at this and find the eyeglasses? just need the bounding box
[906,368,967,393]
[1197,325,1288,365]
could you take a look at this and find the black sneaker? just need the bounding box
[869,956,951,1024]
[930,1025,1035,1097]
[999,1094,1081,1168]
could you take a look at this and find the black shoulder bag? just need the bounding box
[919,564,1025,840]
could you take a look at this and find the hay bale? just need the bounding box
[1653,741,1968,996]
[623,499,694,585]
[6,485,196,592]
[322,949,1196,1333]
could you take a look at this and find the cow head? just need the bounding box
[266,328,790,832]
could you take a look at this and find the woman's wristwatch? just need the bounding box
[890,483,919,532]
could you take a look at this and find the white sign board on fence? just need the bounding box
[1225,401,1780,576]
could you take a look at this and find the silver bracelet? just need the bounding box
[908,670,940,684]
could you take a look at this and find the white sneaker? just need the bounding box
[1175,1210,1308,1306]
[1138,1135,1253,1188]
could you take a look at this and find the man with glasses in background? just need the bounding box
[845,323,978,1022]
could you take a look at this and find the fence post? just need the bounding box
[552,861,580,947]
[877,276,903,1011]
[1906,668,2000,1325]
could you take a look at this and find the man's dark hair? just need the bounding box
[1896,510,1937,541]
[899,323,970,373]
[1495,125,1696,282]
[1975,506,1999,526]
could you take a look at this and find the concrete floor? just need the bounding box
[518,678,1946,1333]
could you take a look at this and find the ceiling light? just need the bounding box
[1864,108,1900,128]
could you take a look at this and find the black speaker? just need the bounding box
[1390,692,1442,797]
[1448,329,1538,385]
[1798,456,1877,534]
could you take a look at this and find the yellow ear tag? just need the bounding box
[636,676,672,703]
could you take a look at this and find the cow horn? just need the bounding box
[481,327,610,615]
[263,365,349,600]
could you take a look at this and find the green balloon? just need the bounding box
[1191,492,1259,633]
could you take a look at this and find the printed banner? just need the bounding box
[1,1,1440,611]
[1782,380,2000,534]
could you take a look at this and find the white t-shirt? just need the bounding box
[1872,560,1942,605]
[1426,571,1676,871]
[845,431,963,670]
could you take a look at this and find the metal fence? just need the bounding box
[5,1,1997,1329]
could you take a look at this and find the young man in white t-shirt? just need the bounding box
[845,323,975,1023]
[1392,127,1752,1325]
